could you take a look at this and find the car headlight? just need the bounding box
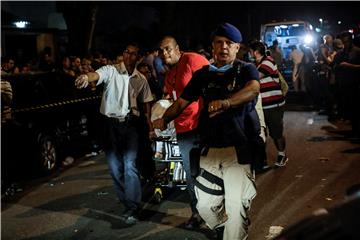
[304,34,313,44]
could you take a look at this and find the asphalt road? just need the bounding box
[2,108,360,240]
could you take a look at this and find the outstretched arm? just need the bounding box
[339,62,360,71]
[75,72,100,89]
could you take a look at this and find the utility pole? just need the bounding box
[87,4,98,53]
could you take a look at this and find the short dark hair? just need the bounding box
[137,62,152,71]
[290,45,297,50]
[338,31,353,42]
[248,41,266,56]
[125,42,142,57]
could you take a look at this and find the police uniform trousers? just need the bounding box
[194,147,257,240]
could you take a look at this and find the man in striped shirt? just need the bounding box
[249,41,289,167]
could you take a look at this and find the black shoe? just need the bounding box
[255,164,271,174]
[184,213,203,229]
[213,226,224,240]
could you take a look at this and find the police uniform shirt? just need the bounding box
[181,61,259,104]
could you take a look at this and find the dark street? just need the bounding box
[2,2,360,239]
[2,105,359,240]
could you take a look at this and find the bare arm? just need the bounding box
[208,80,260,117]
[339,62,360,71]
[152,97,190,131]
[321,47,332,65]
[75,72,100,88]
[227,80,260,107]
[143,101,156,139]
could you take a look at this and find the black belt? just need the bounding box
[108,115,138,124]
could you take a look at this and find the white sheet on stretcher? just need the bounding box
[151,99,176,140]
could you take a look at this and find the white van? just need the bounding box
[260,20,316,59]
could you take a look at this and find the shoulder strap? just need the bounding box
[231,59,247,90]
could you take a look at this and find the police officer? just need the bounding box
[153,23,260,240]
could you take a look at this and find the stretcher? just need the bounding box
[150,100,187,203]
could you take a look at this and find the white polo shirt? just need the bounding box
[96,63,153,119]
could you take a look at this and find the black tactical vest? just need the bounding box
[197,60,260,148]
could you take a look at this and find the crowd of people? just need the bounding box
[2,22,360,240]
[269,32,360,137]
[72,22,287,240]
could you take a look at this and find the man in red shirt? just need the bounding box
[159,36,209,229]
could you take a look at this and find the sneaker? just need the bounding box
[121,209,139,225]
[124,215,139,225]
[275,155,289,167]
[120,209,132,219]
[184,213,204,229]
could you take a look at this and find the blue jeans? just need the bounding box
[177,129,201,214]
[103,117,141,211]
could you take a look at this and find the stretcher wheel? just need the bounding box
[153,187,163,204]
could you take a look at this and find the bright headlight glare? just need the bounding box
[304,35,313,44]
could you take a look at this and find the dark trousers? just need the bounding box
[103,116,141,211]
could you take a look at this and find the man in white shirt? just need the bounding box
[75,43,153,225]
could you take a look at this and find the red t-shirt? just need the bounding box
[165,52,209,133]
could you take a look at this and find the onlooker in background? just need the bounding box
[158,35,209,229]
[333,31,360,136]
[249,40,289,167]
[1,57,20,75]
[327,38,344,118]
[269,39,284,70]
[20,63,33,74]
[289,45,304,92]
[196,45,211,60]
[137,62,163,102]
[1,79,13,124]
[329,38,344,62]
[153,50,169,91]
[316,34,334,113]
[100,56,109,66]
[1,79,15,190]
[70,56,82,77]
[38,53,55,72]
[318,34,334,65]
[56,56,76,97]
[237,43,250,61]
[75,43,154,225]
[299,44,316,104]
[81,58,94,74]
[114,53,124,65]
[143,47,159,79]
[60,56,76,77]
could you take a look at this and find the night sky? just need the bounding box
[2,1,360,56]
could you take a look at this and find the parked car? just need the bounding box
[1,71,102,190]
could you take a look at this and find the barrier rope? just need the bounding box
[12,95,101,113]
